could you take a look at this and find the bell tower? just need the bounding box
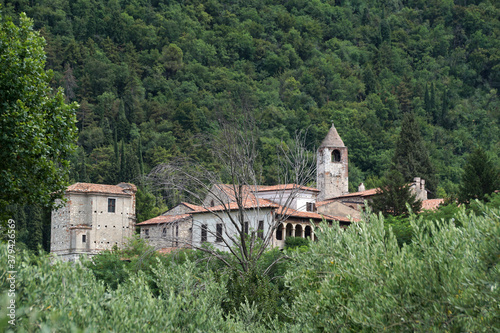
[317,123,348,201]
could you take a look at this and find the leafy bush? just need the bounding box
[0,249,248,332]
[283,202,500,331]
[284,236,310,250]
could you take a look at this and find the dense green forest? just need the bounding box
[2,0,499,207]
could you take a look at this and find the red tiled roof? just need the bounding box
[66,182,136,196]
[211,183,319,202]
[191,198,279,214]
[421,198,444,211]
[316,188,379,207]
[256,184,320,193]
[136,214,191,226]
[181,202,206,211]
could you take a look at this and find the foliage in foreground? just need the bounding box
[0,251,253,332]
[284,202,500,332]
[1,202,499,332]
[0,12,77,215]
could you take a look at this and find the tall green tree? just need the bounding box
[371,169,422,217]
[392,112,436,192]
[0,12,78,216]
[458,148,500,204]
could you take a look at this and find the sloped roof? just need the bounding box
[66,182,136,196]
[191,198,279,214]
[421,198,444,211]
[211,183,319,202]
[136,214,191,226]
[316,188,379,206]
[319,123,345,148]
[180,202,206,211]
[256,184,319,193]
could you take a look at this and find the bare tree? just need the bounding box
[147,117,316,274]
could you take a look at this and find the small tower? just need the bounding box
[317,123,348,201]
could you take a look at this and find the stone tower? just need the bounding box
[317,123,348,201]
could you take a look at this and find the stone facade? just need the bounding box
[317,123,349,201]
[50,182,136,262]
[138,214,192,249]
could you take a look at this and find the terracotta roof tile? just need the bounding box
[136,214,191,226]
[66,182,135,196]
[191,198,279,214]
[256,184,320,193]
[316,188,378,206]
[421,198,444,211]
[181,202,206,211]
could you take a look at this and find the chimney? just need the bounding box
[358,182,365,192]
[412,177,427,201]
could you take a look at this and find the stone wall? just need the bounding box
[140,219,192,249]
[51,191,136,262]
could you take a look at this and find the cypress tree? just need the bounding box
[441,89,449,128]
[424,84,431,115]
[371,170,422,217]
[392,112,436,193]
[458,148,500,204]
[119,140,125,182]
[430,83,437,124]
[25,205,43,252]
[138,136,144,177]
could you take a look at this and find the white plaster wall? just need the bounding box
[191,209,274,251]
[254,190,317,212]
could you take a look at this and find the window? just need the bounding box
[243,221,249,235]
[276,224,283,240]
[162,228,166,237]
[332,149,341,162]
[144,228,149,238]
[201,224,208,242]
[82,235,86,243]
[258,220,264,239]
[216,223,223,242]
[306,202,315,212]
[175,223,179,246]
[108,198,116,213]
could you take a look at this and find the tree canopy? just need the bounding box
[458,147,500,204]
[0,0,499,208]
[0,11,78,212]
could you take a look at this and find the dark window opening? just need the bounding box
[175,224,179,246]
[306,202,315,212]
[258,220,264,239]
[305,226,312,239]
[201,224,208,242]
[332,150,341,162]
[210,200,214,207]
[243,221,249,235]
[162,228,166,237]
[108,198,116,213]
[144,229,149,238]
[82,235,86,243]
[276,224,283,240]
[216,223,223,242]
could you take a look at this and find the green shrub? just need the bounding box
[283,202,500,332]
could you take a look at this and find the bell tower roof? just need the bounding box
[320,123,345,148]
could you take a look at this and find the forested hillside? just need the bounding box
[2,0,499,202]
